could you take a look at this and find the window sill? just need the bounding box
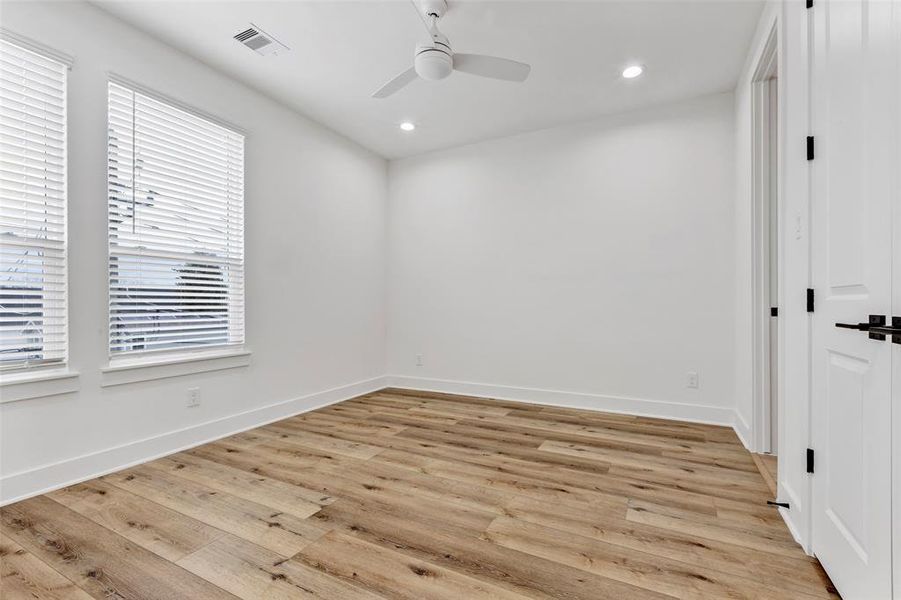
[1,369,81,403]
[101,348,252,387]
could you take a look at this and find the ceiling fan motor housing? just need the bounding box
[414,44,453,80]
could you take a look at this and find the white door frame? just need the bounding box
[750,24,780,454]
[891,2,900,595]
[771,0,812,552]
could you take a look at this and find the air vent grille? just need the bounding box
[234,28,259,43]
[233,24,288,56]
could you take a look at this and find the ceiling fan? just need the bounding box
[372,0,531,99]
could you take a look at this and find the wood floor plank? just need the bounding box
[192,435,338,472]
[298,415,620,478]
[370,447,626,514]
[288,449,518,517]
[505,406,721,443]
[287,411,408,437]
[191,436,515,521]
[177,533,387,600]
[713,494,795,529]
[539,440,767,492]
[406,452,719,515]
[372,446,626,510]
[627,497,795,542]
[309,494,670,600]
[409,401,513,419]
[296,530,540,600]
[150,453,327,516]
[484,517,829,600]
[1,496,233,599]
[47,479,223,562]
[752,453,778,496]
[1,388,833,599]
[626,502,804,558]
[324,402,461,426]
[501,495,836,598]
[393,420,764,495]
[0,533,92,600]
[104,464,327,557]
[469,412,754,463]
[260,424,384,459]
[361,394,515,419]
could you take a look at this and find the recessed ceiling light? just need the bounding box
[622,65,644,79]
[400,121,416,131]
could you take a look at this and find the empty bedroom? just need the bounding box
[0,0,899,598]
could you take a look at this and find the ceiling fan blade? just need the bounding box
[372,67,418,98]
[453,53,531,82]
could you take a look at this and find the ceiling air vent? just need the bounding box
[233,24,288,56]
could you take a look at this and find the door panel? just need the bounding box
[810,0,896,597]
[824,350,869,551]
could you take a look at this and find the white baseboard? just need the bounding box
[733,411,752,450]
[0,375,388,506]
[386,375,735,427]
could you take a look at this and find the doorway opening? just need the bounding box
[750,24,779,488]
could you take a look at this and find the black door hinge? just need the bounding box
[806,448,815,473]
[807,136,815,160]
[806,0,814,8]
[807,288,815,312]
[771,307,779,317]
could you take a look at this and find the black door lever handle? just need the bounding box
[835,322,873,331]
[835,316,901,344]
[835,315,885,331]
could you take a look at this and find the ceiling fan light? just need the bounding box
[622,65,644,79]
[415,48,453,81]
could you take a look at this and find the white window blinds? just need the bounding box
[0,39,68,370]
[107,81,244,356]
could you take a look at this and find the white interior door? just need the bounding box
[810,0,897,598]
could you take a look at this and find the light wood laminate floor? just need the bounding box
[1,389,838,599]
[752,453,778,497]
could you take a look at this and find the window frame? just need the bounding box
[0,33,73,374]
[105,76,246,364]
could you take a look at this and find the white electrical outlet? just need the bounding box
[187,387,201,408]
[415,354,424,367]
[686,372,699,389]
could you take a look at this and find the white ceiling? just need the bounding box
[93,0,764,159]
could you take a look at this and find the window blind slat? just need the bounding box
[110,182,243,216]
[108,205,242,235]
[0,52,70,82]
[0,39,67,370]
[108,81,244,356]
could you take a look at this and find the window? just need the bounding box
[107,81,244,357]
[0,39,68,370]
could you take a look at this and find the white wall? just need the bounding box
[0,1,388,503]
[386,93,736,424]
